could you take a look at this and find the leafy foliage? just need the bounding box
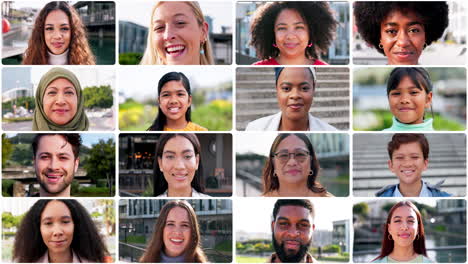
[82,85,113,109]
[83,138,115,187]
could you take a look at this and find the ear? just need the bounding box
[423,159,429,171]
[74,157,80,174]
[388,159,394,173]
[188,95,192,106]
[195,153,200,170]
[201,21,208,43]
[311,223,315,231]
[158,157,163,172]
[425,91,433,108]
[271,221,275,232]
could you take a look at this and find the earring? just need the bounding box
[200,41,205,55]
[416,234,420,240]
[273,172,278,178]
[423,43,428,49]
[378,43,383,49]
[307,42,313,48]
[308,170,314,177]
[272,43,278,48]
[388,234,393,240]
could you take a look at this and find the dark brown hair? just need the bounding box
[262,133,326,195]
[22,1,95,65]
[387,133,429,160]
[139,200,207,263]
[32,133,82,159]
[374,201,427,261]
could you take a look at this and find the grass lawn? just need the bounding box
[236,255,266,263]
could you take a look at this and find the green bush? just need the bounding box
[119,53,143,65]
[2,180,15,197]
[192,100,232,130]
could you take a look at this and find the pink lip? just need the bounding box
[285,169,301,175]
[52,42,64,48]
[398,107,414,112]
[284,240,300,249]
[399,233,411,239]
[288,104,303,110]
[50,240,66,246]
[46,174,62,183]
[393,51,414,59]
[284,43,299,49]
[165,44,186,57]
[53,109,69,114]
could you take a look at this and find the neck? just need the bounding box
[276,181,310,196]
[279,115,308,131]
[276,54,312,65]
[166,118,188,130]
[399,181,422,197]
[388,58,418,65]
[48,249,73,263]
[390,245,416,261]
[167,186,192,197]
[40,186,71,197]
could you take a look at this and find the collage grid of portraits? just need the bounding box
[0,0,468,263]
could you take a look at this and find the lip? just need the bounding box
[170,238,184,245]
[398,107,415,112]
[165,44,186,58]
[284,240,300,250]
[52,109,69,114]
[168,107,181,114]
[51,42,64,49]
[173,174,188,181]
[46,173,63,183]
[288,104,304,111]
[284,43,299,49]
[400,169,415,176]
[398,233,411,239]
[50,240,67,246]
[393,51,415,59]
[285,169,301,175]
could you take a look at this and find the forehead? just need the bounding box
[167,206,190,221]
[275,8,305,24]
[36,135,74,155]
[391,205,417,219]
[164,136,195,151]
[41,200,72,218]
[153,2,196,22]
[382,9,423,24]
[276,135,307,151]
[393,142,423,155]
[45,9,69,23]
[46,78,75,89]
[277,68,314,84]
[276,205,312,221]
[160,80,186,92]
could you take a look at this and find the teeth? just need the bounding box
[171,238,183,242]
[166,45,185,52]
[169,107,180,113]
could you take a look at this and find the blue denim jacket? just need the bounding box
[375,180,453,197]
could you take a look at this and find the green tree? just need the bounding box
[2,96,35,112]
[83,139,115,186]
[2,212,23,229]
[97,200,115,235]
[353,203,369,218]
[11,143,33,166]
[82,85,113,109]
[2,135,13,167]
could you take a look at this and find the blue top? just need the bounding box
[383,117,434,131]
[372,255,432,263]
[376,180,452,197]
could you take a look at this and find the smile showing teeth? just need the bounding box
[170,238,183,243]
[166,45,185,53]
[401,170,414,176]
[168,107,180,113]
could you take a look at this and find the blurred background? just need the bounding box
[119,133,232,197]
[118,1,232,65]
[236,1,349,65]
[2,133,116,197]
[353,133,466,197]
[118,67,232,131]
[236,198,350,263]
[119,199,232,262]
[236,133,349,197]
[353,67,466,131]
[2,199,115,262]
[353,1,466,65]
[236,67,349,130]
[2,67,115,131]
[2,1,115,64]
[353,199,466,263]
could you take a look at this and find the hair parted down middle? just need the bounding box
[22,1,95,65]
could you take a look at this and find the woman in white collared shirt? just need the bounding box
[245,67,337,131]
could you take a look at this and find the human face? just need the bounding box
[387,206,418,248]
[380,10,426,65]
[34,135,79,196]
[273,135,311,188]
[388,76,432,124]
[276,67,314,122]
[158,136,199,193]
[272,205,314,262]
[388,142,428,186]
[163,206,191,257]
[40,200,75,256]
[158,80,191,125]
[43,78,78,126]
[44,10,71,55]
[152,2,208,65]
[274,9,309,60]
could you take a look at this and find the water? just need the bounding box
[89,36,115,65]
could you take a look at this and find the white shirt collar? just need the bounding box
[48,49,69,65]
[393,181,432,197]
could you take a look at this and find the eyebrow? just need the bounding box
[163,149,195,154]
[277,216,310,223]
[167,220,190,224]
[160,89,187,94]
[392,216,415,219]
[276,21,306,27]
[41,215,72,222]
[45,23,69,26]
[46,86,75,90]
[383,21,423,27]
[276,147,308,152]
[38,151,73,157]
[154,13,188,23]
[279,81,312,86]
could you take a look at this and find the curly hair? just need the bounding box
[250,1,337,61]
[354,1,449,55]
[13,199,110,263]
[22,1,95,65]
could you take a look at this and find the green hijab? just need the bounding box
[33,67,89,131]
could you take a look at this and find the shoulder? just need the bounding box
[372,256,387,263]
[313,59,328,65]
[245,113,280,131]
[192,188,210,197]
[308,114,338,131]
[252,58,278,65]
[422,255,433,263]
[375,184,397,197]
[187,122,208,131]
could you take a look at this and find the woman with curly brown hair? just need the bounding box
[354,1,449,65]
[22,1,95,65]
[250,1,337,65]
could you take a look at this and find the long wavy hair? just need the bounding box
[153,133,205,196]
[140,200,207,263]
[140,1,214,65]
[147,72,192,131]
[13,199,109,263]
[22,1,95,65]
[262,133,326,195]
[374,201,427,261]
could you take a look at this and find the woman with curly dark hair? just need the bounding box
[354,1,449,65]
[13,199,112,263]
[22,1,95,65]
[250,1,337,65]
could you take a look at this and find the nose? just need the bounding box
[288,88,302,100]
[52,29,62,39]
[287,225,300,237]
[52,224,64,237]
[48,157,60,170]
[399,93,410,104]
[163,24,176,41]
[174,157,185,169]
[395,31,410,47]
[285,154,299,165]
[55,92,66,105]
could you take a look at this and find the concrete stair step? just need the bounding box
[353,177,466,189]
[236,72,349,81]
[354,161,466,170]
[353,167,466,179]
[236,80,350,88]
[236,88,349,100]
[353,186,465,197]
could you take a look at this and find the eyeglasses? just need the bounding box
[272,150,310,163]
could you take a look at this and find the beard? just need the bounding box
[37,169,74,195]
[272,233,311,263]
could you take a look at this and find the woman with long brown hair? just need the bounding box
[140,200,207,263]
[22,1,95,65]
[262,133,333,197]
[373,201,430,263]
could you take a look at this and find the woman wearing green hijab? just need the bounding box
[33,67,89,131]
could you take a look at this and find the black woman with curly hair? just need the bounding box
[250,1,338,65]
[354,1,449,65]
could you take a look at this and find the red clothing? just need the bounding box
[252,57,327,65]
